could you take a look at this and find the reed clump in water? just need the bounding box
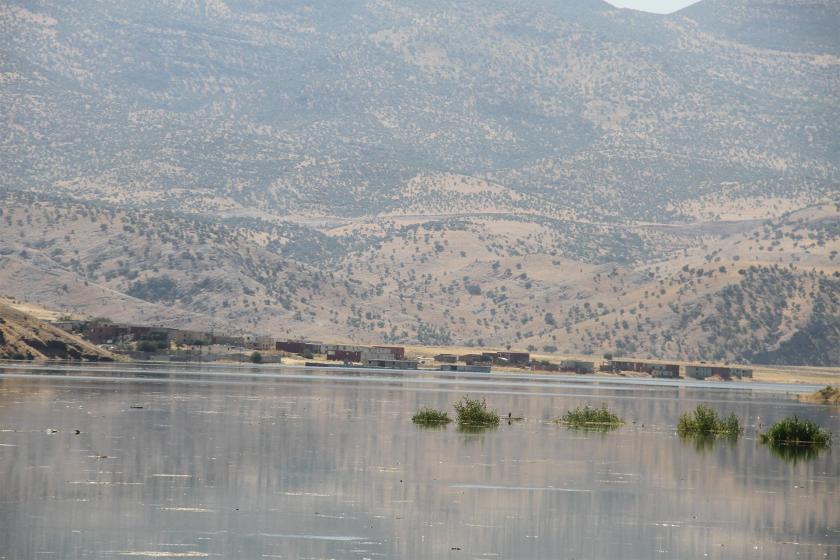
[454,396,500,428]
[412,407,452,426]
[760,417,831,446]
[557,405,623,429]
[677,405,742,438]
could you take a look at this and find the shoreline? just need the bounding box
[0,360,833,395]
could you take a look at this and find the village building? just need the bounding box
[320,343,367,354]
[649,363,680,378]
[211,334,245,347]
[685,365,713,379]
[244,334,274,350]
[686,365,754,380]
[530,361,560,372]
[361,347,399,362]
[276,340,322,355]
[439,364,492,373]
[497,351,530,365]
[606,359,681,377]
[86,324,132,344]
[374,346,406,360]
[327,350,362,362]
[561,360,595,374]
[169,330,211,346]
[461,353,492,365]
[363,357,419,370]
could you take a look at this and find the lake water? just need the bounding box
[1,362,838,559]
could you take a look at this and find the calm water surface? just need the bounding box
[0,363,838,559]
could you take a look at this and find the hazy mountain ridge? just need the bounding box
[3,0,837,217]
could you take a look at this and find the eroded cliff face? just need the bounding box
[0,303,114,361]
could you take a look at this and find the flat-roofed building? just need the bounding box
[650,363,680,378]
[434,353,458,363]
[685,365,713,379]
[561,359,595,374]
[731,367,753,378]
[328,350,362,362]
[439,364,491,373]
[363,358,418,370]
[374,346,406,360]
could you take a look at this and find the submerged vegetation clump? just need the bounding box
[412,407,452,426]
[558,405,623,429]
[454,396,500,428]
[759,417,831,447]
[801,385,840,405]
[677,405,743,438]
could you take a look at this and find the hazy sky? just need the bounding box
[606,0,700,14]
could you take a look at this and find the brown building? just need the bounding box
[169,330,211,346]
[86,324,131,344]
[532,361,561,372]
[496,351,530,365]
[328,350,362,362]
[211,334,245,347]
[650,363,680,378]
[276,340,322,354]
[374,346,405,360]
[560,360,595,374]
[434,354,458,363]
[461,353,492,365]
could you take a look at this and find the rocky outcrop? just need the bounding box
[0,303,115,361]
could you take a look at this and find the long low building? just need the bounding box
[685,365,753,379]
[560,360,595,374]
[364,358,418,370]
[607,359,680,378]
[276,340,322,354]
[439,364,491,373]
[327,350,362,362]
[434,353,458,363]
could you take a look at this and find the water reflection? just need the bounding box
[560,422,622,433]
[678,432,740,453]
[456,424,499,435]
[0,365,838,559]
[413,422,449,431]
[764,441,830,464]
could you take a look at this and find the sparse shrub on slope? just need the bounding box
[127,275,179,303]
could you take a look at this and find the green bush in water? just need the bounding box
[677,405,742,437]
[760,417,831,446]
[558,405,623,429]
[454,396,499,427]
[412,407,452,426]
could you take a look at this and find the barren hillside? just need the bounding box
[1,192,837,364]
[1,0,838,364]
